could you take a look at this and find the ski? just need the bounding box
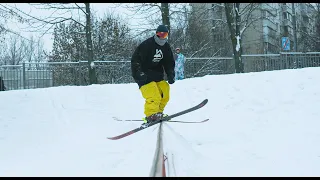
[113,117,209,124]
[107,99,208,140]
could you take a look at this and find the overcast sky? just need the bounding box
[2,3,151,52]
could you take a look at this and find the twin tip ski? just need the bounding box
[107,99,208,140]
[113,117,209,124]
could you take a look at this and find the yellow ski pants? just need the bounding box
[140,80,170,117]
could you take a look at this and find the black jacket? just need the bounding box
[131,36,175,88]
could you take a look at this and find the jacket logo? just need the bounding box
[153,49,163,62]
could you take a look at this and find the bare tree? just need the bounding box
[1,35,26,65]
[2,3,98,84]
[0,4,33,47]
[297,3,320,52]
[0,41,8,65]
[26,35,36,64]
[224,3,260,73]
[161,3,170,32]
[225,3,243,73]
[185,4,232,57]
[167,4,189,49]
[315,3,320,51]
[35,38,46,63]
[84,3,97,84]
[51,10,135,61]
[120,3,188,41]
[0,33,46,67]
[121,4,167,26]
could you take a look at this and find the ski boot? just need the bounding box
[141,113,163,128]
[161,113,171,121]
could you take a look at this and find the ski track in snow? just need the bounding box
[1,68,320,176]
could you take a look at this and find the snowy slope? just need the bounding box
[1,67,320,177]
[163,68,320,177]
[0,85,159,177]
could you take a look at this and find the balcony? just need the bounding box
[262,4,277,15]
[263,35,278,46]
[263,20,278,31]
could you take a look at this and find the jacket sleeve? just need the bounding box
[163,46,175,81]
[131,44,145,83]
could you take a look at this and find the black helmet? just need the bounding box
[156,25,168,33]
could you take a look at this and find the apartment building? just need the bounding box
[189,3,233,56]
[239,3,281,54]
[295,3,317,52]
[190,3,316,54]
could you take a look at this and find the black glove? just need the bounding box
[138,72,147,85]
[168,78,175,84]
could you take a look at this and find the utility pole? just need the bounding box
[292,3,298,52]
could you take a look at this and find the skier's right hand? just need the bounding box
[168,78,175,84]
[139,72,147,84]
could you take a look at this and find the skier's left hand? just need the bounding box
[168,78,175,84]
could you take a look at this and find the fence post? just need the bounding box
[22,62,26,89]
[52,70,55,87]
[78,62,80,86]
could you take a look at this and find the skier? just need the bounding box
[174,47,186,80]
[131,25,175,125]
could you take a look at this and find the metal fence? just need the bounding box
[242,52,320,72]
[0,52,319,91]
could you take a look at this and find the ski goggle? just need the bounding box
[156,32,168,39]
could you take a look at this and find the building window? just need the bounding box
[284,26,289,34]
[268,27,277,39]
[265,42,278,54]
[283,12,287,19]
[263,10,276,19]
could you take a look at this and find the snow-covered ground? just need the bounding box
[1,67,320,177]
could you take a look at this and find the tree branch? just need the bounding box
[1,3,86,30]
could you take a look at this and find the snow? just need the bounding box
[236,35,241,52]
[1,67,320,177]
[90,61,95,68]
[240,26,246,36]
[235,5,239,15]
